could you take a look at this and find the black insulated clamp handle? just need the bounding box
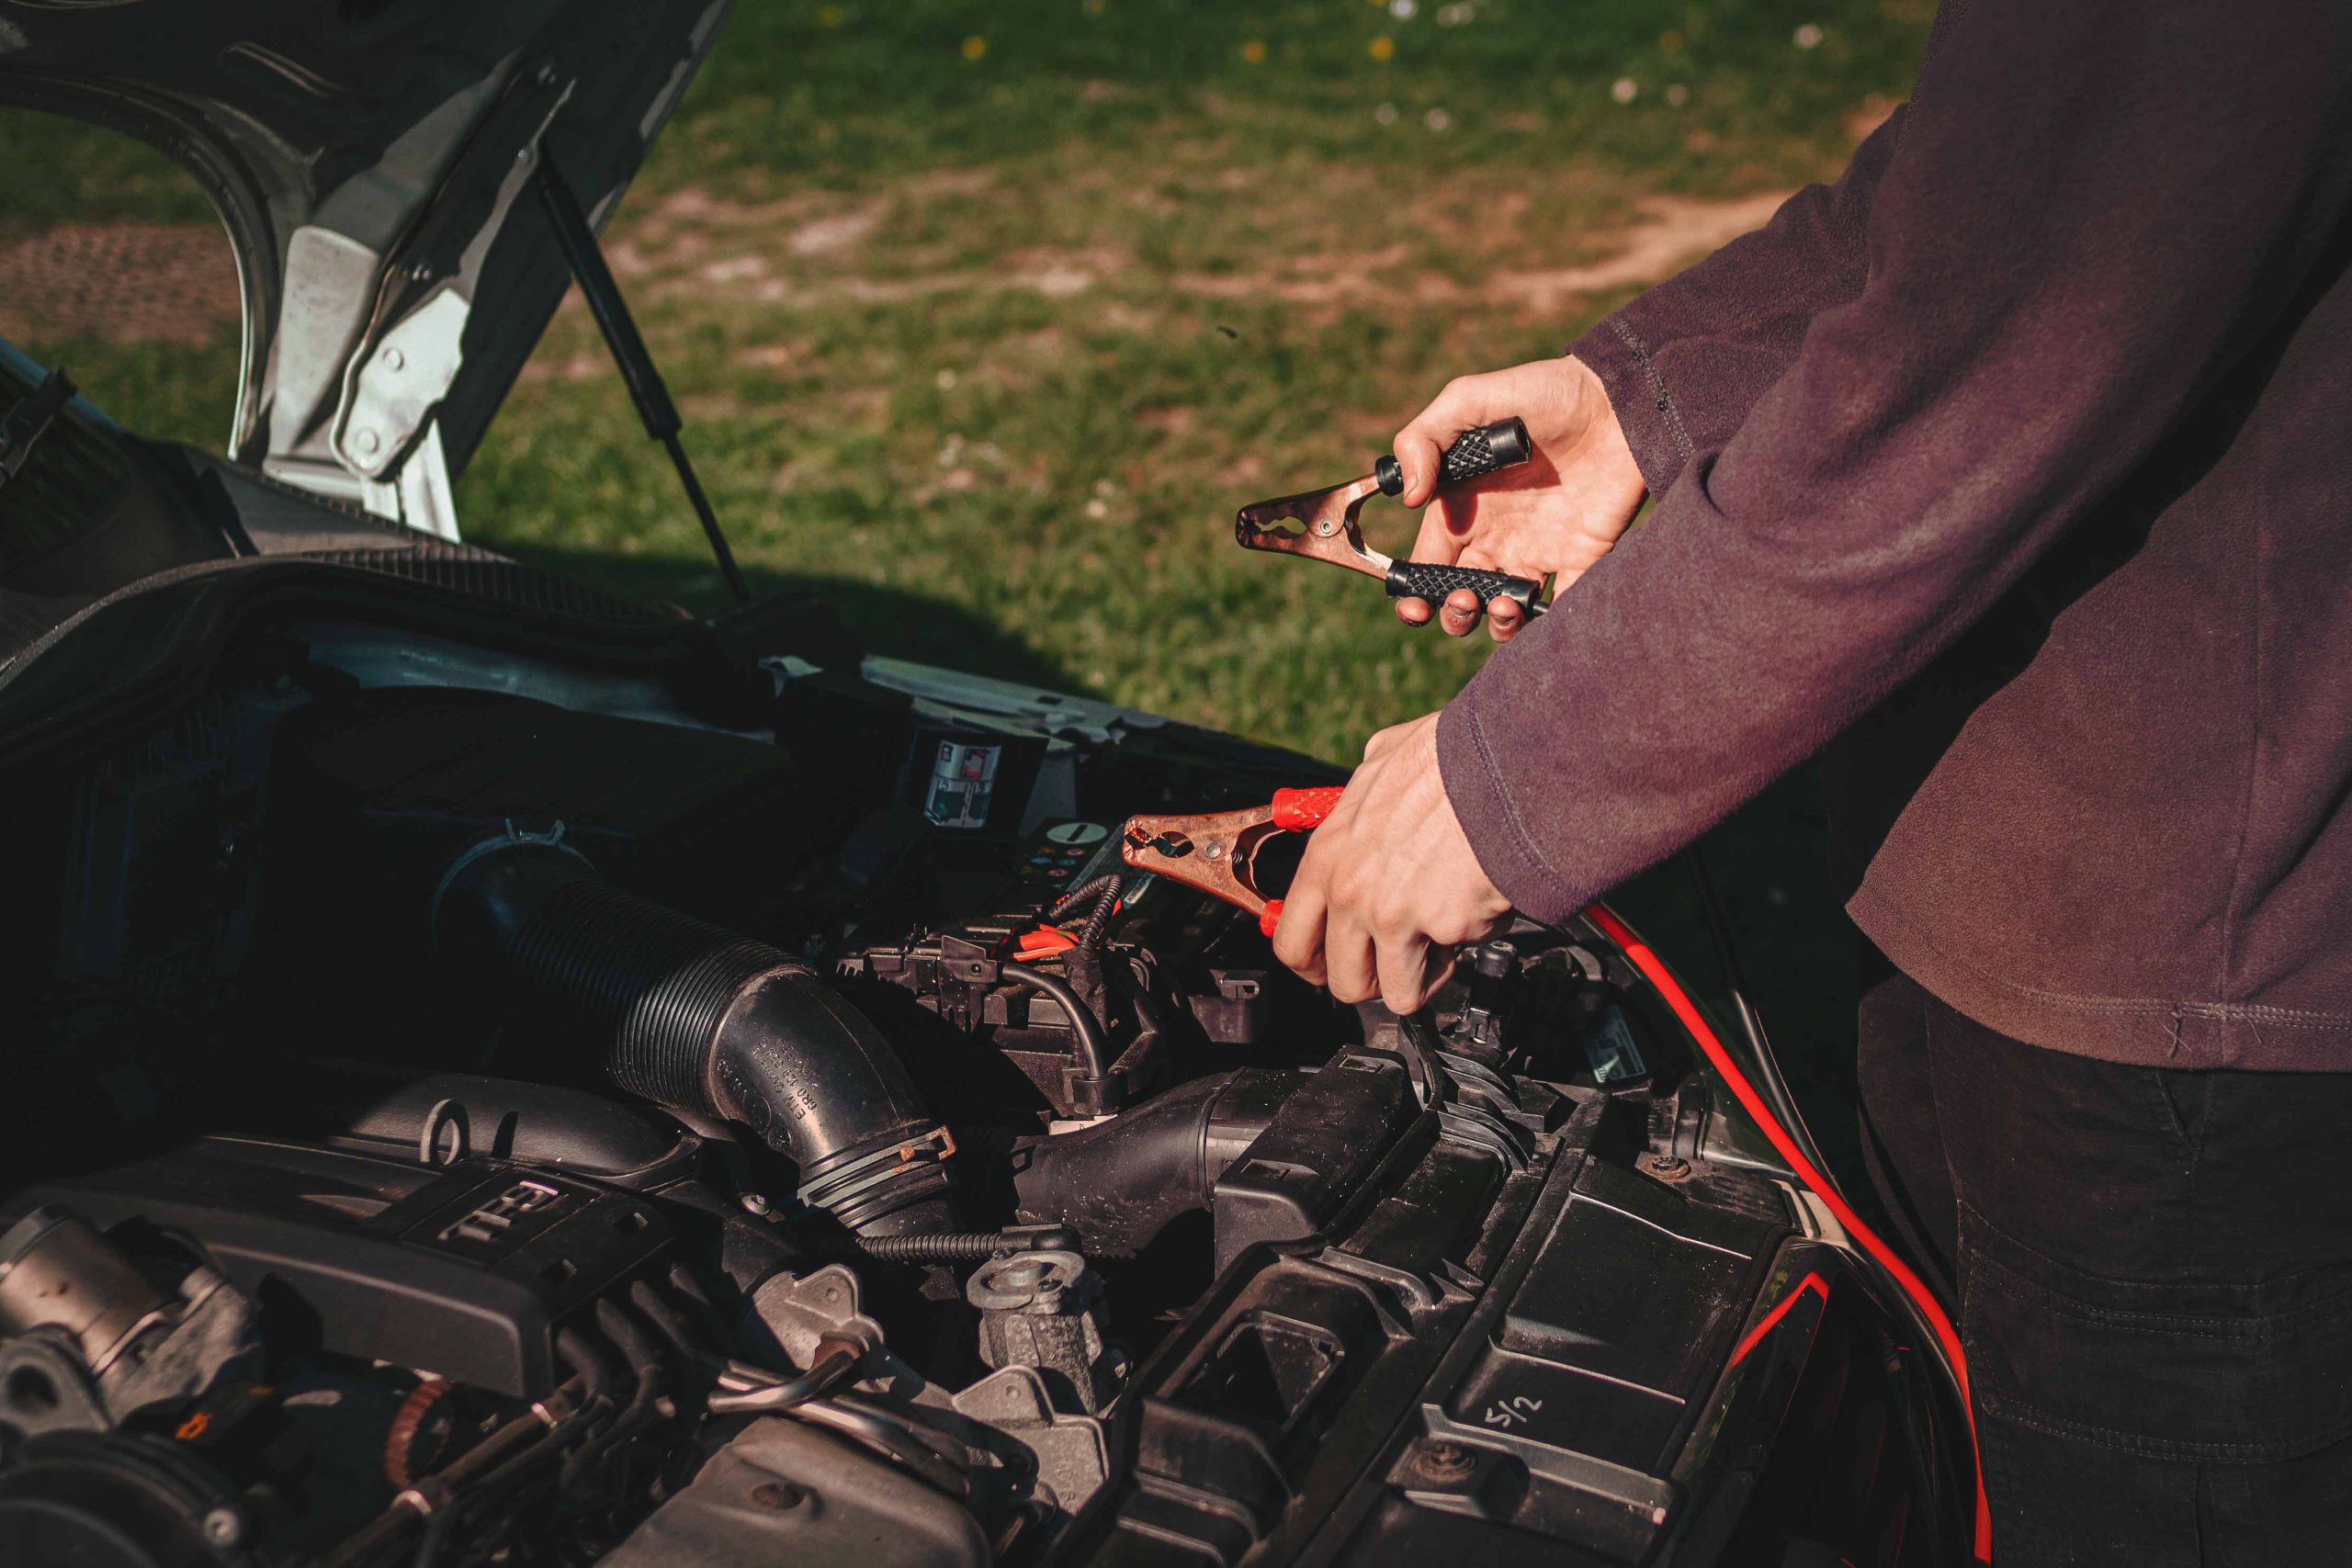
[1375,416,1533,497]
[1385,558,1545,620]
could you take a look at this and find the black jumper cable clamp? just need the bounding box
[1234,417,1544,621]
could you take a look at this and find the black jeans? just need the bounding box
[1856,962,2352,1566]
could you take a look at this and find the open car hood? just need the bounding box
[0,0,729,536]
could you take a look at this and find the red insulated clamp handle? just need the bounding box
[1270,786,1344,831]
[1260,898,1284,938]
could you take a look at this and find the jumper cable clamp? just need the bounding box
[1234,417,1545,621]
[1120,787,1343,936]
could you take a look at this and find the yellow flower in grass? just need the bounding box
[962,35,987,60]
[1241,39,1267,64]
[1368,34,1395,61]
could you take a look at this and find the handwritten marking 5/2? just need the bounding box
[1481,1394,1544,1428]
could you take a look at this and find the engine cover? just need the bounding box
[2,1139,671,1398]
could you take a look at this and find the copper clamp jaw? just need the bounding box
[1231,418,1547,620]
[1234,476,1394,581]
[1120,788,1344,937]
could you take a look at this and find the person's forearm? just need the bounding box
[1442,0,2352,922]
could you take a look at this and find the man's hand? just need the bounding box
[1270,713,1510,1016]
[1391,355,1646,640]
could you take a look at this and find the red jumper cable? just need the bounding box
[1121,789,1989,1561]
[1586,904,1992,1562]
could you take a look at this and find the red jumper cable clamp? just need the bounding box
[1118,787,1344,936]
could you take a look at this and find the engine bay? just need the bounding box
[0,597,1946,1567]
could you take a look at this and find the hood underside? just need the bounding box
[0,0,729,533]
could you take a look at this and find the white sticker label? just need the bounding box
[926,741,1000,829]
[1045,821,1109,846]
[1587,1005,1648,1083]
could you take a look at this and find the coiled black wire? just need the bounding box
[1046,874,1125,950]
[853,1227,1080,1262]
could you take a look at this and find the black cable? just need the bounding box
[1079,884,1124,950]
[1046,874,1125,950]
[1046,874,1120,924]
[1682,844,1826,1173]
[851,1227,1080,1262]
[1001,961,1111,1082]
[628,1279,700,1361]
[555,1325,615,1409]
[561,1303,667,1490]
[409,1509,457,1568]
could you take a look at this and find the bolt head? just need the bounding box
[1642,1154,1693,1182]
[202,1507,243,1547]
[739,1192,772,1216]
[1414,1441,1477,1483]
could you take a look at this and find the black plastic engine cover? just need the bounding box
[2,1138,669,1398]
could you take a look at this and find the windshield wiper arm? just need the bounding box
[535,157,750,604]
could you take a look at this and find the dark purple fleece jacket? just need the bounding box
[1435,0,2352,1068]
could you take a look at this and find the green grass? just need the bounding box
[0,0,1928,1185]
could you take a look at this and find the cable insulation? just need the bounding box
[1587,902,1992,1563]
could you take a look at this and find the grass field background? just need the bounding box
[1,0,1929,1180]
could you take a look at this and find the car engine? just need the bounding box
[0,580,1956,1567]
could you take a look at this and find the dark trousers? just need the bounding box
[1855,962,2352,1566]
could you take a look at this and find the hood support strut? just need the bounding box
[535,157,750,604]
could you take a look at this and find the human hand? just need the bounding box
[1390,355,1645,640]
[1268,713,1510,1015]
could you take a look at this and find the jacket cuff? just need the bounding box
[1437,688,1582,927]
[1566,315,1696,498]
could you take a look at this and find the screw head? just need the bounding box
[739,1192,772,1216]
[1414,1441,1477,1483]
[1642,1153,1693,1182]
[202,1506,243,1547]
[381,346,404,372]
[350,426,380,457]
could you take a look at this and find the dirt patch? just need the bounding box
[0,222,239,344]
[1487,191,1790,311]
[1163,192,1786,314]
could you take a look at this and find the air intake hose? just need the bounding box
[433,836,950,1235]
[1012,1067,1302,1254]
